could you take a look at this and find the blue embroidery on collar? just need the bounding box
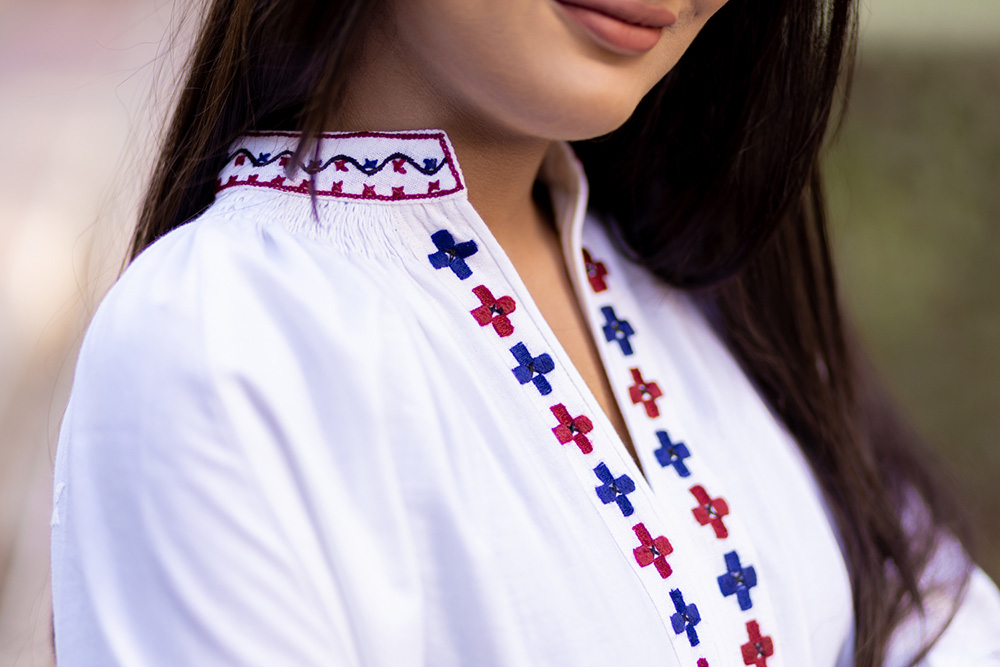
[600,306,635,356]
[593,463,636,517]
[653,430,692,478]
[669,589,702,647]
[717,550,757,611]
[428,230,478,280]
[510,343,555,395]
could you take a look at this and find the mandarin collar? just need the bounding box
[216,129,589,252]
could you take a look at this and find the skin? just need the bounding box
[333,0,730,473]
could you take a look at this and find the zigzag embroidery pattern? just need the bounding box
[216,143,462,201]
[225,148,450,177]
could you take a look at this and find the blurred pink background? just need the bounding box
[0,1,173,662]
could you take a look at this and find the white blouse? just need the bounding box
[51,130,1000,666]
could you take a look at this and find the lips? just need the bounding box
[554,0,677,55]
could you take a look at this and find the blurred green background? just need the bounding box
[825,41,1000,578]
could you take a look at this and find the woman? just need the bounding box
[50,0,1000,665]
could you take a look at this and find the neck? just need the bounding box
[330,22,555,246]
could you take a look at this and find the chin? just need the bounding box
[465,68,657,143]
[519,101,643,142]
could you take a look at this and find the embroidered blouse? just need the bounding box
[50,130,1000,666]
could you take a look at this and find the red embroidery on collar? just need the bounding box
[627,368,663,418]
[582,248,609,292]
[632,522,674,579]
[215,131,464,201]
[690,485,730,539]
[550,404,594,454]
[470,285,516,337]
[740,621,774,666]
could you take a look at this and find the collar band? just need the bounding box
[216,130,465,203]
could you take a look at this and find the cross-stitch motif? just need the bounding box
[717,551,758,611]
[740,621,774,667]
[669,589,702,647]
[582,248,609,292]
[690,485,730,539]
[593,463,636,517]
[653,430,692,477]
[510,343,556,396]
[627,368,663,418]
[470,285,516,337]
[600,306,635,356]
[550,404,594,454]
[428,230,479,280]
[632,522,674,579]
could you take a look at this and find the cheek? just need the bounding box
[392,0,725,141]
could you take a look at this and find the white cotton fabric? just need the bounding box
[51,130,1000,666]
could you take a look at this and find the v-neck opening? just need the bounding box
[467,140,652,488]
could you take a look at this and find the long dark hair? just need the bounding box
[129,1,973,664]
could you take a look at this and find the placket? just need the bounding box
[403,138,788,667]
[220,128,789,666]
[567,216,787,667]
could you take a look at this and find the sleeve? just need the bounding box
[50,224,419,666]
[885,535,1000,666]
[917,567,1000,665]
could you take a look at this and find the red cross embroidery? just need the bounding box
[627,368,663,418]
[279,156,290,167]
[698,661,710,667]
[234,154,246,166]
[362,184,377,198]
[470,285,516,337]
[740,621,774,667]
[550,404,594,454]
[690,485,729,538]
[392,186,405,199]
[428,180,440,193]
[582,248,609,292]
[269,176,285,187]
[392,158,407,173]
[335,159,349,172]
[631,522,673,579]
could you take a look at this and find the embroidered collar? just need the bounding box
[216,130,466,202]
[215,130,589,245]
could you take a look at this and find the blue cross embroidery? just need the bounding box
[593,463,636,517]
[427,230,479,280]
[669,589,701,647]
[363,158,379,171]
[423,158,439,171]
[510,343,555,395]
[717,550,757,611]
[257,152,271,164]
[600,306,635,355]
[653,430,691,477]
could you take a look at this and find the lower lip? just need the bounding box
[556,2,666,55]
